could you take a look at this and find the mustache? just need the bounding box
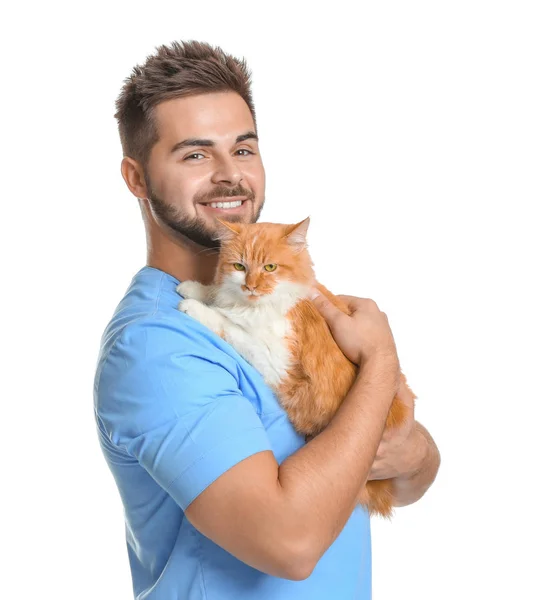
[195,185,255,203]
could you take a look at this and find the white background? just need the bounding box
[2,1,541,598]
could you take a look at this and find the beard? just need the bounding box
[144,175,264,249]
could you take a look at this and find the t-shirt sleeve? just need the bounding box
[97,316,273,510]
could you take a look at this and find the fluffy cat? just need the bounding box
[176,217,415,519]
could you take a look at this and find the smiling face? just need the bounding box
[142,91,266,248]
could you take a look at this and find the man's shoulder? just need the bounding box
[94,266,243,392]
[94,302,244,442]
[97,307,231,379]
[96,266,223,367]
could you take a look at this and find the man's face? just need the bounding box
[143,91,266,248]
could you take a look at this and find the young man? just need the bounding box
[94,40,440,599]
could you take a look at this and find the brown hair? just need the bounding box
[114,40,257,167]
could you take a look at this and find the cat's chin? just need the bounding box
[241,293,271,306]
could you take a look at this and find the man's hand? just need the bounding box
[310,290,400,371]
[367,374,420,480]
[366,374,441,507]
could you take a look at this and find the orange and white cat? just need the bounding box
[177,217,414,519]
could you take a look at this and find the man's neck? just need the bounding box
[146,233,219,285]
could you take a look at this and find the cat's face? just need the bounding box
[214,218,315,305]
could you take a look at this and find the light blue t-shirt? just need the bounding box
[94,266,372,599]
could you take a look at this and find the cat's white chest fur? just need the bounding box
[222,302,293,387]
[177,280,309,388]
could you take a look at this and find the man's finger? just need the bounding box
[335,294,360,303]
[310,290,342,324]
[335,295,380,314]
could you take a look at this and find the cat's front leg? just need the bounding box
[178,299,227,338]
[176,281,213,303]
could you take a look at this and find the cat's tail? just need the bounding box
[360,479,395,521]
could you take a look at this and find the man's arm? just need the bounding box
[186,355,399,580]
[186,294,401,580]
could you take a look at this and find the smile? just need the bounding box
[198,197,249,214]
[208,200,243,209]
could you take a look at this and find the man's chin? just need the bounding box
[165,218,219,249]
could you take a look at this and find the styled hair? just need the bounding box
[114,40,257,167]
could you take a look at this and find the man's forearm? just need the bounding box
[277,357,397,569]
[391,422,441,507]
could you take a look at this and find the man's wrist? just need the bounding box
[359,354,400,393]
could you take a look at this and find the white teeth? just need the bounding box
[208,200,243,209]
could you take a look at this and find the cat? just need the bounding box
[176,216,415,519]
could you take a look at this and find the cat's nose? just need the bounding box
[243,284,256,292]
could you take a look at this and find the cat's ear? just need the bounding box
[214,219,242,243]
[284,217,310,251]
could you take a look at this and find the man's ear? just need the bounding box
[121,157,148,199]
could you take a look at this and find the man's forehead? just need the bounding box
[154,92,255,144]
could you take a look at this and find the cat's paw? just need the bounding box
[176,281,206,301]
[178,299,224,336]
[178,298,206,319]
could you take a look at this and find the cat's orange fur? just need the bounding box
[214,218,416,519]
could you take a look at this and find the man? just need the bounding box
[94,40,440,599]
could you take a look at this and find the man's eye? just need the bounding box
[236,149,254,156]
[184,153,205,160]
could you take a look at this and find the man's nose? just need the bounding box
[211,155,242,186]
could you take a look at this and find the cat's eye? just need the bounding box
[264,264,277,272]
[233,263,246,271]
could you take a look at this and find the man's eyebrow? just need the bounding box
[236,131,259,144]
[170,131,259,154]
[170,138,213,153]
